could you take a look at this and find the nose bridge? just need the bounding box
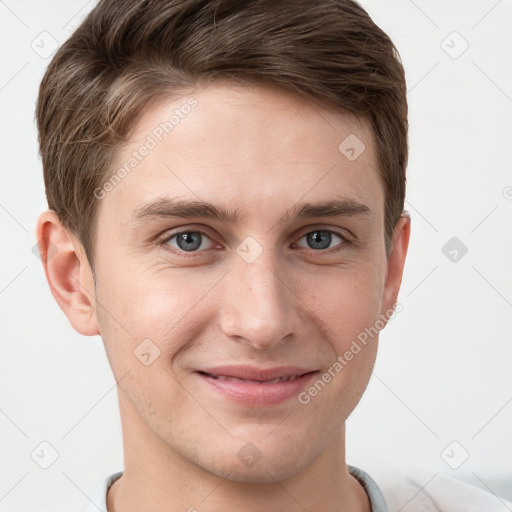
[219,240,298,349]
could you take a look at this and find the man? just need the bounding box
[34,0,508,510]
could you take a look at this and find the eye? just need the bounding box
[295,230,348,251]
[160,227,352,256]
[165,230,216,252]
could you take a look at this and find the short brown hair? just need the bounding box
[36,0,407,266]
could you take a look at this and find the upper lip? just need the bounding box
[197,365,317,381]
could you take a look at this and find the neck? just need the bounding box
[107,395,371,512]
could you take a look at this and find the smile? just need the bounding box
[195,366,319,406]
[200,372,303,383]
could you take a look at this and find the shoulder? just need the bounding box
[377,470,512,512]
[86,471,123,512]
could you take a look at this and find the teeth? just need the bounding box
[209,374,300,383]
[268,375,299,383]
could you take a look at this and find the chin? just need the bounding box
[227,467,290,484]
[195,438,315,485]
[212,459,306,485]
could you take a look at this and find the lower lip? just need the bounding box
[196,371,319,406]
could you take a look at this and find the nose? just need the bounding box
[219,246,302,350]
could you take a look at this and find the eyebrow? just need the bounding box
[133,197,372,225]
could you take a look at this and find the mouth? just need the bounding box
[198,372,305,383]
[195,366,319,406]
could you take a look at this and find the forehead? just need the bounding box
[102,79,383,225]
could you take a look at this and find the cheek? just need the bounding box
[296,262,383,406]
[94,265,218,364]
[301,261,384,345]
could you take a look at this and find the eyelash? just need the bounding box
[157,227,354,257]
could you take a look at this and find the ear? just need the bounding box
[381,212,411,317]
[36,211,100,336]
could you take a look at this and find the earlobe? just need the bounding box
[36,211,100,336]
[381,212,411,318]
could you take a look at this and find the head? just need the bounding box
[36,0,410,483]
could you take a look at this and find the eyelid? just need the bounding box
[295,225,352,241]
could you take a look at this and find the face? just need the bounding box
[88,80,405,482]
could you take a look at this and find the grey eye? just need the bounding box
[296,230,344,250]
[167,231,214,252]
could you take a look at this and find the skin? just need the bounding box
[37,79,410,512]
